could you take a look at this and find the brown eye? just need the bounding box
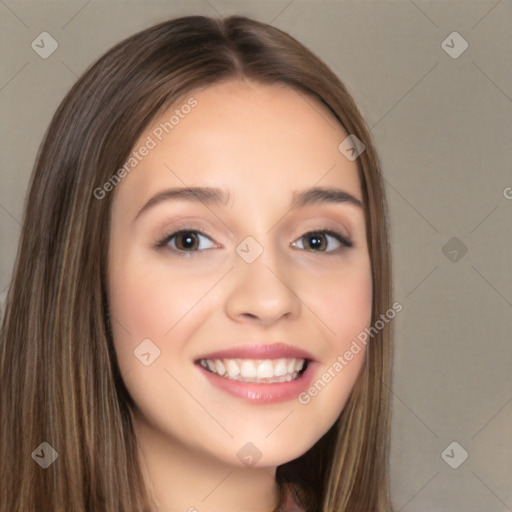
[292,230,352,253]
[174,231,201,251]
[158,229,217,257]
[304,232,327,251]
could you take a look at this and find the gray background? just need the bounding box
[1,1,511,510]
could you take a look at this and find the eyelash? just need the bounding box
[155,225,353,259]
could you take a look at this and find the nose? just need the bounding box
[225,246,302,327]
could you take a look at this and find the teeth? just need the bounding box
[240,360,257,378]
[199,357,306,383]
[226,359,241,378]
[214,360,226,376]
[257,360,274,379]
[274,359,288,377]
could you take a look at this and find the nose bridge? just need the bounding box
[225,234,301,324]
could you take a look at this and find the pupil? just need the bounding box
[308,233,325,251]
[179,232,197,250]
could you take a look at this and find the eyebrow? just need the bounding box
[133,185,363,222]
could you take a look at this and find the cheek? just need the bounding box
[106,253,179,377]
[332,271,372,349]
[108,254,209,338]
[107,251,226,383]
[297,258,372,415]
[308,258,373,350]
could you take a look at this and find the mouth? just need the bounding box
[193,343,316,403]
[197,357,309,384]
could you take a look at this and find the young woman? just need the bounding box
[0,15,394,512]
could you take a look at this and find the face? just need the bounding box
[107,79,372,469]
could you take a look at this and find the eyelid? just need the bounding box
[291,229,353,251]
[291,220,353,246]
[155,224,218,249]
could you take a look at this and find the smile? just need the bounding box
[198,357,308,383]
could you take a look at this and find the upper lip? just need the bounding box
[195,343,315,362]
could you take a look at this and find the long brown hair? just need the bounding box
[0,15,393,511]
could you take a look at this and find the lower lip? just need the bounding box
[196,361,317,403]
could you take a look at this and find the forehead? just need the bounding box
[115,79,362,210]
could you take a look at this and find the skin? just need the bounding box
[107,79,372,512]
